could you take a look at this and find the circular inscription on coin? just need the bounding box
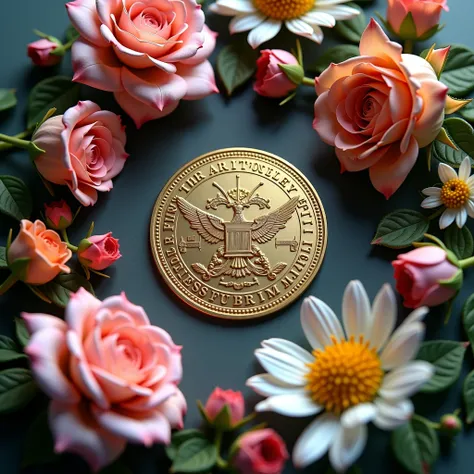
[150,148,327,320]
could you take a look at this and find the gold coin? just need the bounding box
[150,148,327,320]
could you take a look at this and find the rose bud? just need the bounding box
[8,220,71,285]
[254,50,302,99]
[439,414,463,436]
[393,246,461,308]
[231,429,288,474]
[78,233,121,271]
[44,200,73,230]
[27,39,62,67]
[386,0,449,41]
[203,388,245,430]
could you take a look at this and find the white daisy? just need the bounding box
[209,0,360,48]
[421,156,474,229]
[246,281,434,472]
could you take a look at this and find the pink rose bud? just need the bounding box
[78,233,121,271]
[204,388,245,429]
[27,39,62,67]
[440,414,463,435]
[232,429,288,474]
[44,200,73,230]
[393,246,460,308]
[387,0,449,40]
[254,50,302,99]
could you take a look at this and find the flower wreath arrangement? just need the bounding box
[0,0,473,473]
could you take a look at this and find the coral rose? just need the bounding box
[313,19,448,198]
[66,0,218,128]
[44,200,73,230]
[27,39,62,67]
[78,233,121,271]
[8,219,71,285]
[22,288,185,471]
[32,101,128,206]
[204,388,245,428]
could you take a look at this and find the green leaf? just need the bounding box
[15,318,30,348]
[65,24,80,43]
[171,438,217,473]
[0,368,38,414]
[391,415,439,474]
[39,271,94,308]
[310,45,360,73]
[440,44,474,97]
[166,429,206,461]
[416,340,466,393]
[278,64,304,85]
[0,335,25,363]
[445,225,474,259]
[464,370,474,424]
[463,294,474,354]
[334,4,366,44]
[0,247,7,268]
[0,175,33,221]
[461,100,474,123]
[217,43,258,96]
[371,209,429,248]
[433,117,474,167]
[27,76,80,129]
[0,89,17,112]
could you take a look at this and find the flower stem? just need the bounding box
[66,242,78,252]
[62,230,78,252]
[302,77,315,87]
[404,40,414,54]
[0,273,18,295]
[460,256,474,269]
[0,133,32,151]
[0,130,33,152]
[62,39,76,51]
[214,430,229,470]
[427,207,444,221]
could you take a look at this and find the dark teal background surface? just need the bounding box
[1,0,474,473]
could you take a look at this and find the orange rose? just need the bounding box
[8,220,72,284]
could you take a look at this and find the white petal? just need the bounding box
[401,306,429,327]
[285,18,314,36]
[342,280,371,340]
[373,398,414,430]
[456,208,468,228]
[311,4,360,20]
[341,403,377,429]
[262,338,313,364]
[439,209,456,229]
[255,348,308,386]
[379,361,434,400]
[256,392,323,417]
[229,13,265,33]
[459,156,472,181]
[421,196,442,209]
[301,296,344,350]
[212,0,256,14]
[467,199,474,218]
[209,3,244,15]
[467,175,474,190]
[422,187,442,197]
[247,374,303,397]
[438,163,457,183]
[370,284,396,351]
[293,413,340,469]
[247,19,282,48]
[300,11,335,27]
[329,424,367,473]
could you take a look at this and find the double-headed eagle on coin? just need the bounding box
[176,176,299,287]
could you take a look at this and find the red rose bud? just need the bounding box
[44,200,73,230]
[27,39,62,67]
[78,233,121,271]
[440,414,463,435]
[232,429,288,474]
[204,388,245,430]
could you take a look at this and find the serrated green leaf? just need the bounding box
[445,225,474,259]
[391,415,439,474]
[372,210,429,248]
[440,44,474,97]
[334,4,366,44]
[416,340,466,393]
[217,43,258,96]
[166,429,206,461]
[0,247,6,268]
[0,368,38,414]
[463,294,474,354]
[0,89,17,112]
[171,438,217,473]
[27,76,80,129]
[15,318,30,348]
[309,45,359,73]
[461,100,474,123]
[464,370,474,423]
[0,335,25,363]
[39,271,94,308]
[0,175,33,221]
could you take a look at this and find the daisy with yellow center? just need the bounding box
[209,0,360,48]
[246,281,434,472]
[421,156,474,229]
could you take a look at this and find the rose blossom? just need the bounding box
[78,233,121,271]
[393,246,459,308]
[22,288,185,471]
[8,219,71,285]
[27,39,61,67]
[254,50,299,99]
[204,388,244,427]
[44,200,73,230]
[313,19,448,198]
[66,0,218,128]
[32,101,128,206]
[232,429,288,474]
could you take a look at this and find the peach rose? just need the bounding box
[313,20,448,198]
[8,220,71,285]
[66,0,218,128]
[32,101,128,206]
[23,288,185,472]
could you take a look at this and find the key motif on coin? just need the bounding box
[178,236,202,254]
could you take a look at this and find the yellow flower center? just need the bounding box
[440,178,470,209]
[253,0,315,20]
[305,336,383,415]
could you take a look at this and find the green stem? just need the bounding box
[404,40,414,54]
[459,256,474,269]
[61,229,70,244]
[0,133,32,151]
[214,430,229,470]
[427,207,444,221]
[302,77,315,87]
[0,130,33,152]
[66,242,78,252]
[62,39,76,51]
[0,273,18,295]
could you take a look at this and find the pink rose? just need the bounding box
[27,39,61,67]
[66,0,218,128]
[387,0,449,39]
[8,220,71,285]
[232,429,288,474]
[32,101,128,206]
[44,200,73,230]
[204,388,245,428]
[22,289,185,472]
[78,233,121,271]
[313,20,448,198]
[393,246,460,308]
[254,50,299,99]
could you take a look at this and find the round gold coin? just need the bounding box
[150,148,327,320]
